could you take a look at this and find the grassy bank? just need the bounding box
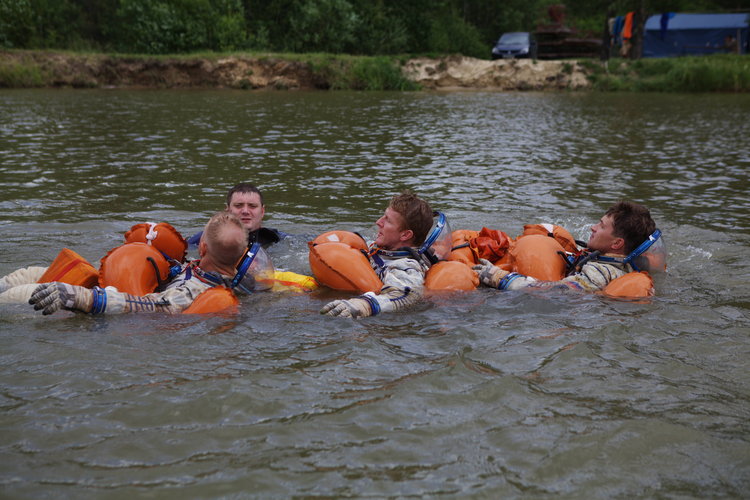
[0,50,419,91]
[1,50,749,92]
[582,54,750,92]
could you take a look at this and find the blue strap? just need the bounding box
[498,272,523,290]
[90,286,107,314]
[361,293,381,316]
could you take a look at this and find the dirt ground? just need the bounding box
[1,51,595,90]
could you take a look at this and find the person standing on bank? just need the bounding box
[188,183,286,249]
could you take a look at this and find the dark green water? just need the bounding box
[1,89,749,498]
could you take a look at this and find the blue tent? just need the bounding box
[643,13,749,57]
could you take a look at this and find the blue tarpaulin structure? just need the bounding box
[643,13,749,57]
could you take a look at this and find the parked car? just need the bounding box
[491,32,537,59]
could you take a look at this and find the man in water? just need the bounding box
[188,182,285,249]
[29,212,261,315]
[321,191,435,318]
[473,201,658,292]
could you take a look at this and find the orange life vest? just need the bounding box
[37,248,99,288]
[99,242,171,295]
[308,232,383,293]
[424,260,478,292]
[510,234,568,281]
[600,271,654,298]
[124,222,187,263]
[182,286,239,314]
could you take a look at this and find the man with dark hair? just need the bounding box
[188,182,285,249]
[474,201,658,293]
[29,213,265,315]
[321,191,436,318]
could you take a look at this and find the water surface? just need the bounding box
[1,89,749,498]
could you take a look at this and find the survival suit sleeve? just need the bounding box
[367,258,425,314]
[0,266,48,291]
[502,261,630,293]
[95,278,212,314]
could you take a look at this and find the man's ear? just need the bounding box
[611,237,625,252]
[400,229,414,244]
[198,239,207,257]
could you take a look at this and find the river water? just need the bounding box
[0,88,749,498]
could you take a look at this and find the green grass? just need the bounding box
[587,54,750,92]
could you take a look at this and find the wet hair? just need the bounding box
[389,190,434,246]
[606,201,656,254]
[226,183,264,206]
[202,212,248,267]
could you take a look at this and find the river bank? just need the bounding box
[0,50,594,91]
[1,50,748,92]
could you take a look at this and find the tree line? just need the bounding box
[0,0,744,58]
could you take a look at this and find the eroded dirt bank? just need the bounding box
[1,51,594,90]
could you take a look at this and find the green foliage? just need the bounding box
[286,0,359,53]
[587,55,750,92]
[0,56,46,86]
[1,0,747,61]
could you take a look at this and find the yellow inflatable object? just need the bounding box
[99,242,170,295]
[38,248,99,288]
[425,260,478,291]
[265,270,319,292]
[124,222,187,263]
[308,232,383,293]
[182,286,239,314]
[601,271,654,298]
[511,234,567,281]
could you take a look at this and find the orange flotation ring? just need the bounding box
[182,286,239,314]
[124,222,187,263]
[510,234,567,281]
[522,223,579,254]
[600,271,654,298]
[99,242,171,295]
[448,230,479,266]
[424,260,478,291]
[37,248,99,288]
[308,231,382,293]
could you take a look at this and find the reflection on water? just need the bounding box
[1,89,749,497]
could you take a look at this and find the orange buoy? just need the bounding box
[522,223,579,254]
[308,241,382,293]
[182,286,239,314]
[510,234,567,281]
[425,260,478,292]
[99,242,170,295]
[601,271,654,298]
[124,222,187,263]
[37,248,99,288]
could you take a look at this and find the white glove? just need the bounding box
[320,297,373,318]
[29,282,93,315]
[472,258,509,289]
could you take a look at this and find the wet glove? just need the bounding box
[472,258,509,289]
[29,282,93,315]
[320,297,373,318]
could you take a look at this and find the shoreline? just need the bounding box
[2,50,748,92]
[0,50,594,91]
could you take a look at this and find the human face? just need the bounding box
[588,214,624,254]
[226,192,265,232]
[374,207,413,250]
